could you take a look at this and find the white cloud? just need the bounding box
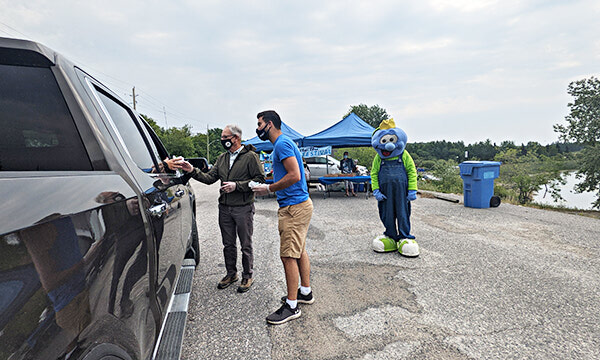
[390,37,455,55]
[427,0,500,13]
[1,0,599,144]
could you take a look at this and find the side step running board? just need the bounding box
[153,259,196,360]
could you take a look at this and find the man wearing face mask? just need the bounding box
[339,151,357,196]
[252,110,314,325]
[174,124,264,292]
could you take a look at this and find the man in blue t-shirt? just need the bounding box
[252,110,314,325]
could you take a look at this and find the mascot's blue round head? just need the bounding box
[371,118,407,159]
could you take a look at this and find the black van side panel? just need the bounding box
[0,174,155,360]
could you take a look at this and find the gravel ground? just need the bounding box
[181,182,600,360]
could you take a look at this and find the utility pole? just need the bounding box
[206,124,210,164]
[163,106,168,128]
[131,87,137,110]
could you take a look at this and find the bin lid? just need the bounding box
[459,161,501,175]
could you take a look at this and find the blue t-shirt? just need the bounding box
[272,134,309,207]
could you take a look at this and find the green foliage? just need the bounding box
[407,140,466,164]
[575,144,600,208]
[494,149,565,205]
[554,77,600,208]
[192,127,224,164]
[332,147,377,171]
[430,159,463,193]
[161,125,196,157]
[407,139,582,166]
[468,139,497,160]
[555,77,600,145]
[141,114,162,136]
[140,113,222,161]
[344,104,389,128]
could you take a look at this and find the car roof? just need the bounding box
[0,36,56,67]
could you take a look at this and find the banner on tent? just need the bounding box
[300,146,332,158]
[260,146,332,161]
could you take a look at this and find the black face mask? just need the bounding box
[221,137,234,151]
[256,123,271,141]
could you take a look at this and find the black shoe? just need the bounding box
[237,278,253,293]
[280,289,314,305]
[266,302,301,325]
[217,274,238,289]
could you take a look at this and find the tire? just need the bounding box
[490,195,501,208]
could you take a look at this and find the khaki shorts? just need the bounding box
[278,199,313,258]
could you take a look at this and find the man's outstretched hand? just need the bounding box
[252,184,271,196]
[165,157,193,172]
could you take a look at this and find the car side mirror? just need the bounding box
[187,157,209,173]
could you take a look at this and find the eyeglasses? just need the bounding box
[221,135,235,140]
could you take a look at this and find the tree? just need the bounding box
[192,127,223,163]
[344,104,389,128]
[161,125,196,157]
[141,114,163,136]
[430,159,463,194]
[467,139,497,160]
[554,77,600,208]
[494,149,564,205]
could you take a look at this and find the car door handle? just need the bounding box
[148,203,167,216]
[175,189,185,197]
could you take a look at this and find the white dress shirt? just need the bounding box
[229,145,243,169]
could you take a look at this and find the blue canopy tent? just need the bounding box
[243,121,304,152]
[302,112,375,148]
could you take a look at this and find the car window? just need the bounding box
[140,116,169,161]
[0,64,93,171]
[95,89,158,172]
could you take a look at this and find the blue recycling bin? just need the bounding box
[459,161,501,208]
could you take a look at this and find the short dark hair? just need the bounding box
[257,110,281,129]
[343,151,349,155]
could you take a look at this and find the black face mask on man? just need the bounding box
[256,122,271,141]
[221,137,234,151]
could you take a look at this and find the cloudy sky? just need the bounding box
[1,0,599,145]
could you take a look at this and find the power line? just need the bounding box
[0,21,210,132]
[0,29,14,37]
[0,21,31,40]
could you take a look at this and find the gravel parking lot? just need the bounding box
[182,181,600,359]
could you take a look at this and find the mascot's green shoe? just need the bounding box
[372,235,398,253]
[398,239,420,257]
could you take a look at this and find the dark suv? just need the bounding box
[0,37,200,360]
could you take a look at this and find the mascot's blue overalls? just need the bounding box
[371,119,420,257]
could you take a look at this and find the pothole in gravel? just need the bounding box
[268,262,468,359]
[307,224,326,241]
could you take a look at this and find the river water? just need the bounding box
[532,172,598,210]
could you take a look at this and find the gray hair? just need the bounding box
[225,124,242,138]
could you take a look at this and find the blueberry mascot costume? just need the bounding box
[371,119,419,257]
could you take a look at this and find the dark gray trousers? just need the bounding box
[218,203,254,279]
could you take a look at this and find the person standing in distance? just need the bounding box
[175,125,264,293]
[252,110,314,325]
[339,151,357,197]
